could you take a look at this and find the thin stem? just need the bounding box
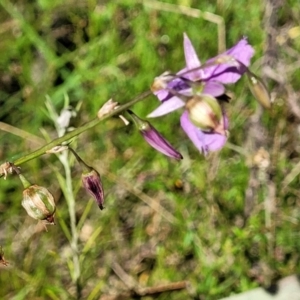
[7,90,151,169]
[59,151,82,299]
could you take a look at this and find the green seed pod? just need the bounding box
[185,94,222,132]
[22,185,56,224]
[247,71,271,109]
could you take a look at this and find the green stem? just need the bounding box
[68,147,92,172]
[11,90,151,168]
[59,151,82,299]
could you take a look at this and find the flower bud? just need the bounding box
[82,169,104,210]
[185,94,225,135]
[128,110,183,160]
[68,147,105,210]
[21,183,56,224]
[151,71,174,92]
[247,71,271,109]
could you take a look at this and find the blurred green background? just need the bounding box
[1,0,300,299]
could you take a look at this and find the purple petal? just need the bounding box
[203,81,225,97]
[147,97,185,118]
[180,111,227,155]
[82,170,104,210]
[142,124,183,160]
[183,33,203,81]
[203,38,255,84]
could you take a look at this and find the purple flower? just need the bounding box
[148,33,254,155]
[128,110,183,160]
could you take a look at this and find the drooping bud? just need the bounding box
[127,110,183,160]
[68,147,104,210]
[82,169,104,210]
[19,174,56,224]
[185,94,225,135]
[247,71,271,109]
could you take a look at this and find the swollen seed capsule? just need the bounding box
[247,71,271,109]
[185,94,222,132]
[22,185,56,224]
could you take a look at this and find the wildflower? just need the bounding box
[128,110,183,160]
[68,147,104,210]
[19,174,56,224]
[148,33,254,154]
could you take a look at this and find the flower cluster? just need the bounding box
[0,32,270,227]
[147,33,256,155]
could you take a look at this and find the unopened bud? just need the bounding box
[128,110,183,160]
[68,147,105,210]
[247,71,271,109]
[185,94,225,135]
[82,169,104,210]
[20,175,56,224]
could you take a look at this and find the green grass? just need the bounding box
[1,1,300,299]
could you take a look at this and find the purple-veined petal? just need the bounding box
[155,77,189,102]
[183,33,204,81]
[147,97,185,118]
[203,38,255,84]
[180,111,227,155]
[203,81,225,97]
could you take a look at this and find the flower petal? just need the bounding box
[180,111,227,155]
[155,77,189,102]
[203,81,225,97]
[203,38,255,84]
[183,33,203,81]
[147,97,185,118]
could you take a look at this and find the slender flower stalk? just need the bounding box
[57,150,82,298]
[0,90,152,179]
[127,110,183,160]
